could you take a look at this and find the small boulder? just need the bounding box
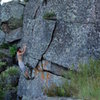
[5,28,22,43]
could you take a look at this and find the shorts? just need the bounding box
[18,61,27,73]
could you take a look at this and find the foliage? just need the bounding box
[0,62,6,68]
[0,67,19,82]
[65,59,100,99]
[45,59,100,100]
[43,12,56,20]
[0,86,4,100]
[0,53,7,59]
[24,0,29,2]
[4,67,20,76]
[0,43,17,57]
[0,43,10,49]
[9,45,17,57]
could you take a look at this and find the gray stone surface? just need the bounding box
[17,71,66,98]
[0,30,5,45]
[16,0,100,98]
[17,73,44,98]
[5,28,22,43]
[22,96,79,100]
[23,0,42,21]
[96,0,100,23]
[22,17,56,67]
[0,1,24,22]
[44,22,99,68]
[40,60,68,76]
[42,0,95,23]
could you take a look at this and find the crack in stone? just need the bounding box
[43,69,64,77]
[31,21,57,71]
[42,0,48,6]
[33,6,40,19]
[42,21,57,59]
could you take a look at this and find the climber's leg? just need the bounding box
[18,61,30,79]
[24,69,30,79]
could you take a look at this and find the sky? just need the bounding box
[0,0,13,5]
[0,0,24,5]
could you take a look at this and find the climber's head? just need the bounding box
[17,47,22,53]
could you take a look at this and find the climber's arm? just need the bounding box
[18,45,27,55]
[22,45,27,54]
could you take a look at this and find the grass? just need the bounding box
[0,53,7,58]
[0,67,20,81]
[0,86,4,100]
[45,59,100,100]
[9,45,17,57]
[0,43,17,57]
[43,12,56,20]
[0,67,19,100]
[0,43,10,49]
[4,67,20,76]
[0,62,6,68]
[24,0,29,2]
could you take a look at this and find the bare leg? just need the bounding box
[24,70,30,78]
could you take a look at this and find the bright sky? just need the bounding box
[0,0,13,5]
[0,0,24,5]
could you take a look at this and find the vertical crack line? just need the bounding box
[33,6,40,19]
[42,21,57,58]
[95,0,98,33]
[42,0,47,6]
[35,22,57,72]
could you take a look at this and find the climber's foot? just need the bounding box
[24,70,30,80]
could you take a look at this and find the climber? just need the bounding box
[17,44,30,79]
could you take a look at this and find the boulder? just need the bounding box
[5,28,22,43]
[42,0,95,23]
[0,1,24,22]
[96,0,100,23]
[38,60,68,76]
[23,0,42,21]
[0,1,24,31]
[17,73,44,98]
[17,71,66,98]
[17,0,100,99]
[22,96,79,100]
[44,21,100,68]
[0,30,5,45]
[21,17,56,67]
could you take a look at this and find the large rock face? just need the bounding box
[17,0,100,99]
[21,0,100,69]
[0,0,100,99]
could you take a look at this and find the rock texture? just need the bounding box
[17,71,66,98]
[5,28,22,43]
[21,0,100,69]
[22,96,79,100]
[0,30,5,44]
[0,1,24,22]
[16,0,100,98]
[0,0,100,99]
[0,1,24,44]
